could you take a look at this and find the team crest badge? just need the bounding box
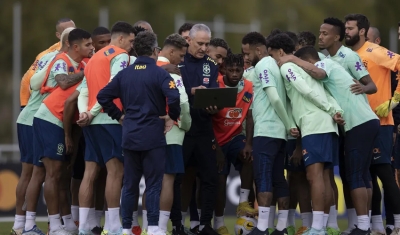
[203,63,210,76]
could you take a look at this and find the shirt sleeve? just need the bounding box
[76,78,88,113]
[369,46,400,72]
[171,74,192,131]
[161,73,181,121]
[110,53,130,79]
[97,71,123,121]
[346,51,369,80]
[255,60,277,89]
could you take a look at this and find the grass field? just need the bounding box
[0,217,348,235]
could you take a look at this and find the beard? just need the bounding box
[345,34,360,46]
[251,55,260,67]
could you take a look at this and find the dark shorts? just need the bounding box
[220,135,246,175]
[372,125,394,165]
[183,134,217,167]
[33,117,67,162]
[394,131,400,169]
[302,132,338,168]
[72,135,86,180]
[285,138,305,172]
[83,124,123,166]
[17,123,34,164]
[165,144,185,174]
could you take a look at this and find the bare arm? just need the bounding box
[55,71,84,90]
[356,75,377,94]
[278,55,326,79]
[245,109,254,146]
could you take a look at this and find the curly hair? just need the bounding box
[297,31,316,47]
[210,38,229,50]
[267,33,295,54]
[133,26,146,36]
[242,32,267,47]
[134,31,157,56]
[178,23,194,35]
[225,53,244,68]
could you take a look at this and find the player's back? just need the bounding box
[280,62,337,137]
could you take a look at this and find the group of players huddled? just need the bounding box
[11,11,400,235]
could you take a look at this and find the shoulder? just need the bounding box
[202,55,218,67]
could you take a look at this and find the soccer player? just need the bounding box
[267,33,343,235]
[133,20,153,32]
[33,28,92,235]
[211,53,256,235]
[178,23,194,42]
[75,21,134,235]
[16,27,75,235]
[20,18,76,109]
[297,31,326,60]
[344,14,400,235]
[241,32,296,235]
[92,27,111,52]
[170,24,220,235]
[367,27,381,45]
[97,30,181,235]
[207,38,229,72]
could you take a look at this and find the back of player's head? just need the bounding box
[323,17,345,41]
[294,46,320,61]
[163,33,189,49]
[133,20,150,27]
[60,27,75,47]
[68,28,91,45]
[285,31,299,46]
[210,38,229,50]
[133,26,147,36]
[92,27,110,37]
[56,18,72,28]
[297,31,316,47]
[267,33,295,54]
[344,14,370,37]
[189,24,211,39]
[178,23,194,35]
[225,53,244,68]
[242,32,267,47]
[111,21,135,37]
[134,31,157,56]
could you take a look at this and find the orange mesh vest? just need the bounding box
[85,45,128,112]
[212,76,253,146]
[40,53,84,95]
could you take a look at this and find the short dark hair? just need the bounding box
[294,46,320,61]
[111,21,135,36]
[344,14,370,37]
[267,33,295,54]
[285,31,299,46]
[92,27,110,37]
[163,33,189,49]
[56,18,72,27]
[134,31,157,56]
[178,23,194,35]
[225,53,244,68]
[210,38,229,51]
[242,32,267,47]
[133,20,150,27]
[133,26,146,36]
[297,31,316,47]
[68,28,91,45]
[323,17,345,41]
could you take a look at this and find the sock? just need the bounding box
[369,210,372,221]
[239,189,250,203]
[71,206,79,222]
[257,206,270,231]
[311,211,324,230]
[148,226,159,234]
[132,211,139,227]
[213,216,224,230]
[197,209,201,220]
[268,206,276,228]
[288,209,296,227]
[347,208,358,229]
[123,229,132,234]
[301,212,312,228]
[199,225,204,231]
[358,215,370,231]
[79,208,90,230]
[387,225,395,230]
[104,211,109,231]
[371,215,384,232]
[108,207,122,232]
[181,211,187,226]
[87,208,97,229]
[13,215,25,230]
[25,211,36,231]
[394,214,400,228]
[95,210,103,227]
[276,210,289,231]
[159,211,170,232]
[143,210,148,230]
[323,214,329,229]
[49,214,62,231]
[62,214,77,231]
[327,205,339,229]
[190,221,200,229]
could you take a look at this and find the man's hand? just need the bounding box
[277,55,296,67]
[241,143,253,162]
[119,115,125,126]
[159,114,174,134]
[290,128,299,138]
[161,64,181,76]
[333,112,346,126]
[65,135,74,156]
[191,85,206,95]
[76,112,94,127]
[216,147,225,173]
[350,79,366,95]
[206,105,219,115]
[290,147,303,167]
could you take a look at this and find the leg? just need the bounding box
[323,169,333,228]
[14,163,33,229]
[306,163,325,230]
[159,173,175,232]
[105,157,124,232]
[24,166,46,232]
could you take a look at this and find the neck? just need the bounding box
[327,42,342,56]
[109,39,120,48]
[60,46,68,53]
[158,51,169,61]
[351,37,365,51]
[67,51,83,63]
[223,76,238,87]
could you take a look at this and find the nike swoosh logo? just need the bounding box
[177,65,185,68]
[374,156,381,160]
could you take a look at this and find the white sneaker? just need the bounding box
[49,227,75,235]
[390,228,400,235]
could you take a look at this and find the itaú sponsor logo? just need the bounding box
[224,119,241,126]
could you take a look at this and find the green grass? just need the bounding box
[0,217,348,235]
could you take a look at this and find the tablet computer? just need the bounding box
[193,88,238,109]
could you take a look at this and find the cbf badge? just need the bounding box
[203,63,210,76]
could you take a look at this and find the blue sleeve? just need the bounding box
[97,70,123,121]
[209,68,219,88]
[161,72,181,121]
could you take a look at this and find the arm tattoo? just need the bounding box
[55,72,84,89]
